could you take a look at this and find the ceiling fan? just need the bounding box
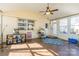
[40,3,58,15]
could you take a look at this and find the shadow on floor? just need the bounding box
[0,45,11,56]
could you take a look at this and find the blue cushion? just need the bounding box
[68,38,78,44]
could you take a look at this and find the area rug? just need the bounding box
[43,38,65,45]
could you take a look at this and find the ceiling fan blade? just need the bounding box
[50,12,53,15]
[51,9,58,12]
[40,3,58,15]
[40,11,46,12]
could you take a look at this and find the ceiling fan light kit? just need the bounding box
[46,11,50,15]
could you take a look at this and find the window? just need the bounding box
[52,20,57,35]
[51,15,79,35]
[59,18,68,34]
[70,16,79,34]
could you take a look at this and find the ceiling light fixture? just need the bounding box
[46,11,50,15]
[40,3,58,15]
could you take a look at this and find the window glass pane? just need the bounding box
[52,23,57,34]
[70,16,79,34]
[59,18,68,34]
[60,18,67,26]
[71,16,79,26]
[52,20,57,35]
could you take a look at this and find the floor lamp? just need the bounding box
[0,10,3,52]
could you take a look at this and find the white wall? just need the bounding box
[0,10,50,42]
[34,19,50,38]
[3,16,18,42]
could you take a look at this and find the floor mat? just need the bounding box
[43,38,64,45]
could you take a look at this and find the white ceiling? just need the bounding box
[0,3,79,19]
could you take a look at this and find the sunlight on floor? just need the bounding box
[8,42,58,56]
[32,49,54,56]
[9,51,32,56]
[28,43,43,48]
[10,44,28,49]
